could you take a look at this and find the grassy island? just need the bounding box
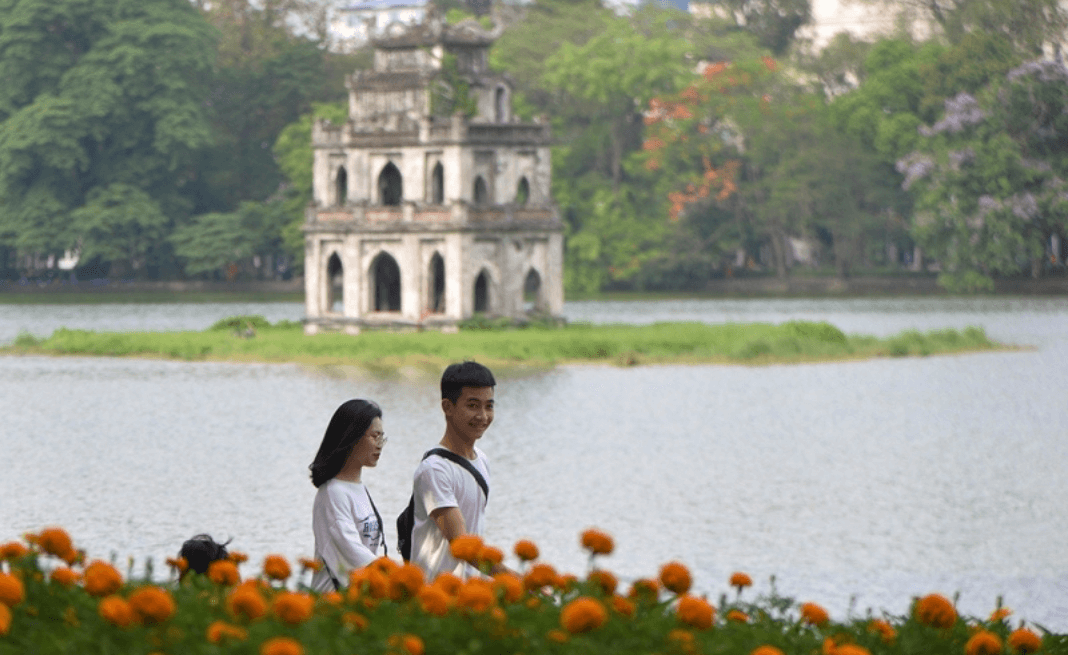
[3,316,1005,368]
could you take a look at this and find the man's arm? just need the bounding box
[429,507,514,575]
[429,506,466,542]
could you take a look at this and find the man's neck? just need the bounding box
[439,432,476,459]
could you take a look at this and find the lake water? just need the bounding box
[2,297,1067,630]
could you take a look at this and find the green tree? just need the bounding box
[273,101,347,263]
[0,0,216,277]
[706,0,812,55]
[171,199,292,278]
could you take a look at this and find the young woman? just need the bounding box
[308,399,388,592]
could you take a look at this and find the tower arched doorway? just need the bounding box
[371,252,401,312]
[428,252,445,314]
[327,253,344,313]
[473,269,490,314]
[378,163,402,206]
[523,268,543,313]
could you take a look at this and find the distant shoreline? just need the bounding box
[2,274,1068,304]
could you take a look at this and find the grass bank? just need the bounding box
[3,317,1005,368]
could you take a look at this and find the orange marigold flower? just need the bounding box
[915,594,957,629]
[260,636,304,655]
[457,579,496,612]
[50,567,80,587]
[867,618,896,643]
[0,604,11,636]
[478,545,504,568]
[703,61,728,81]
[681,85,701,102]
[523,563,559,591]
[965,630,1003,655]
[611,594,635,617]
[37,528,74,560]
[228,551,249,564]
[751,647,785,655]
[800,602,830,627]
[1008,627,1043,653]
[558,573,578,591]
[762,55,778,71]
[272,592,315,625]
[547,629,568,643]
[514,540,539,562]
[728,609,749,623]
[321,591,343,605]
[1,542,29,560]
[645,157,662,171]
[371,556,400,576]
[560,596,608,634]
[432,572,463,596]
[206,620,248,644]
[389,563,425,600]
[263,555,291,581]
[989,607,1012,622]
[98,595,139,629]
[83,560,123,597]
[588,570,618,595]
[450,535,483,564]
[417,585,451,616]
[165,557,188,575]
[341,611,369,630]
[629,577,660,601]
[836,645,872,655]
[129,586,175,625]
[227,583,268,620]
[659,561,692,595]
[492,573,523,603]
[388,634,425,655]
[668,628,694,645]
[208,560,241,586]
[677,595,715,630]
[0,573,25,607]
[352,567,390,600]
[730,572,753,590]
[298,557,321,573]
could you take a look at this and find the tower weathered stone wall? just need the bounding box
[304,18,563,334]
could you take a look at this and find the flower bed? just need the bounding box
[0,527,1059,655]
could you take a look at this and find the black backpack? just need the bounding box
[396,448,489,562]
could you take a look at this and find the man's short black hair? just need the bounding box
[441,361,495,403]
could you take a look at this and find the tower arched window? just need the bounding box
[378,163,403,206]
[430,162,444,205]
[516,177,529,206]
[336,166,348,206]
[473,176,488,205]
[495,87,507,123]
[523,268,544,313]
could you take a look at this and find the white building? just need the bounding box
[331,0,430,52]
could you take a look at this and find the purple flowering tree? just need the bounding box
[897,60,1068,291]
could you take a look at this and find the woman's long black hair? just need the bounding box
[309,399,382,488]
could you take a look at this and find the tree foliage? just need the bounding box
[0,0,216,276]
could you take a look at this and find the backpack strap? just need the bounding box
[319,557,342,591]
[425,447,489,501]
[364,487,388,558]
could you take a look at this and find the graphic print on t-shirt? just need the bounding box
[362,515,382,552]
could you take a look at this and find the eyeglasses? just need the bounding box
[369,432,388,447]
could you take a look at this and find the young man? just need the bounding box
[410,361,497,579]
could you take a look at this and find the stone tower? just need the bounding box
[303,17,563,334]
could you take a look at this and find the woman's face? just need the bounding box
[347,416,385,470]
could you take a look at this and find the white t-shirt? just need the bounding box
[311,478,383,592]
[410,447,490,580]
